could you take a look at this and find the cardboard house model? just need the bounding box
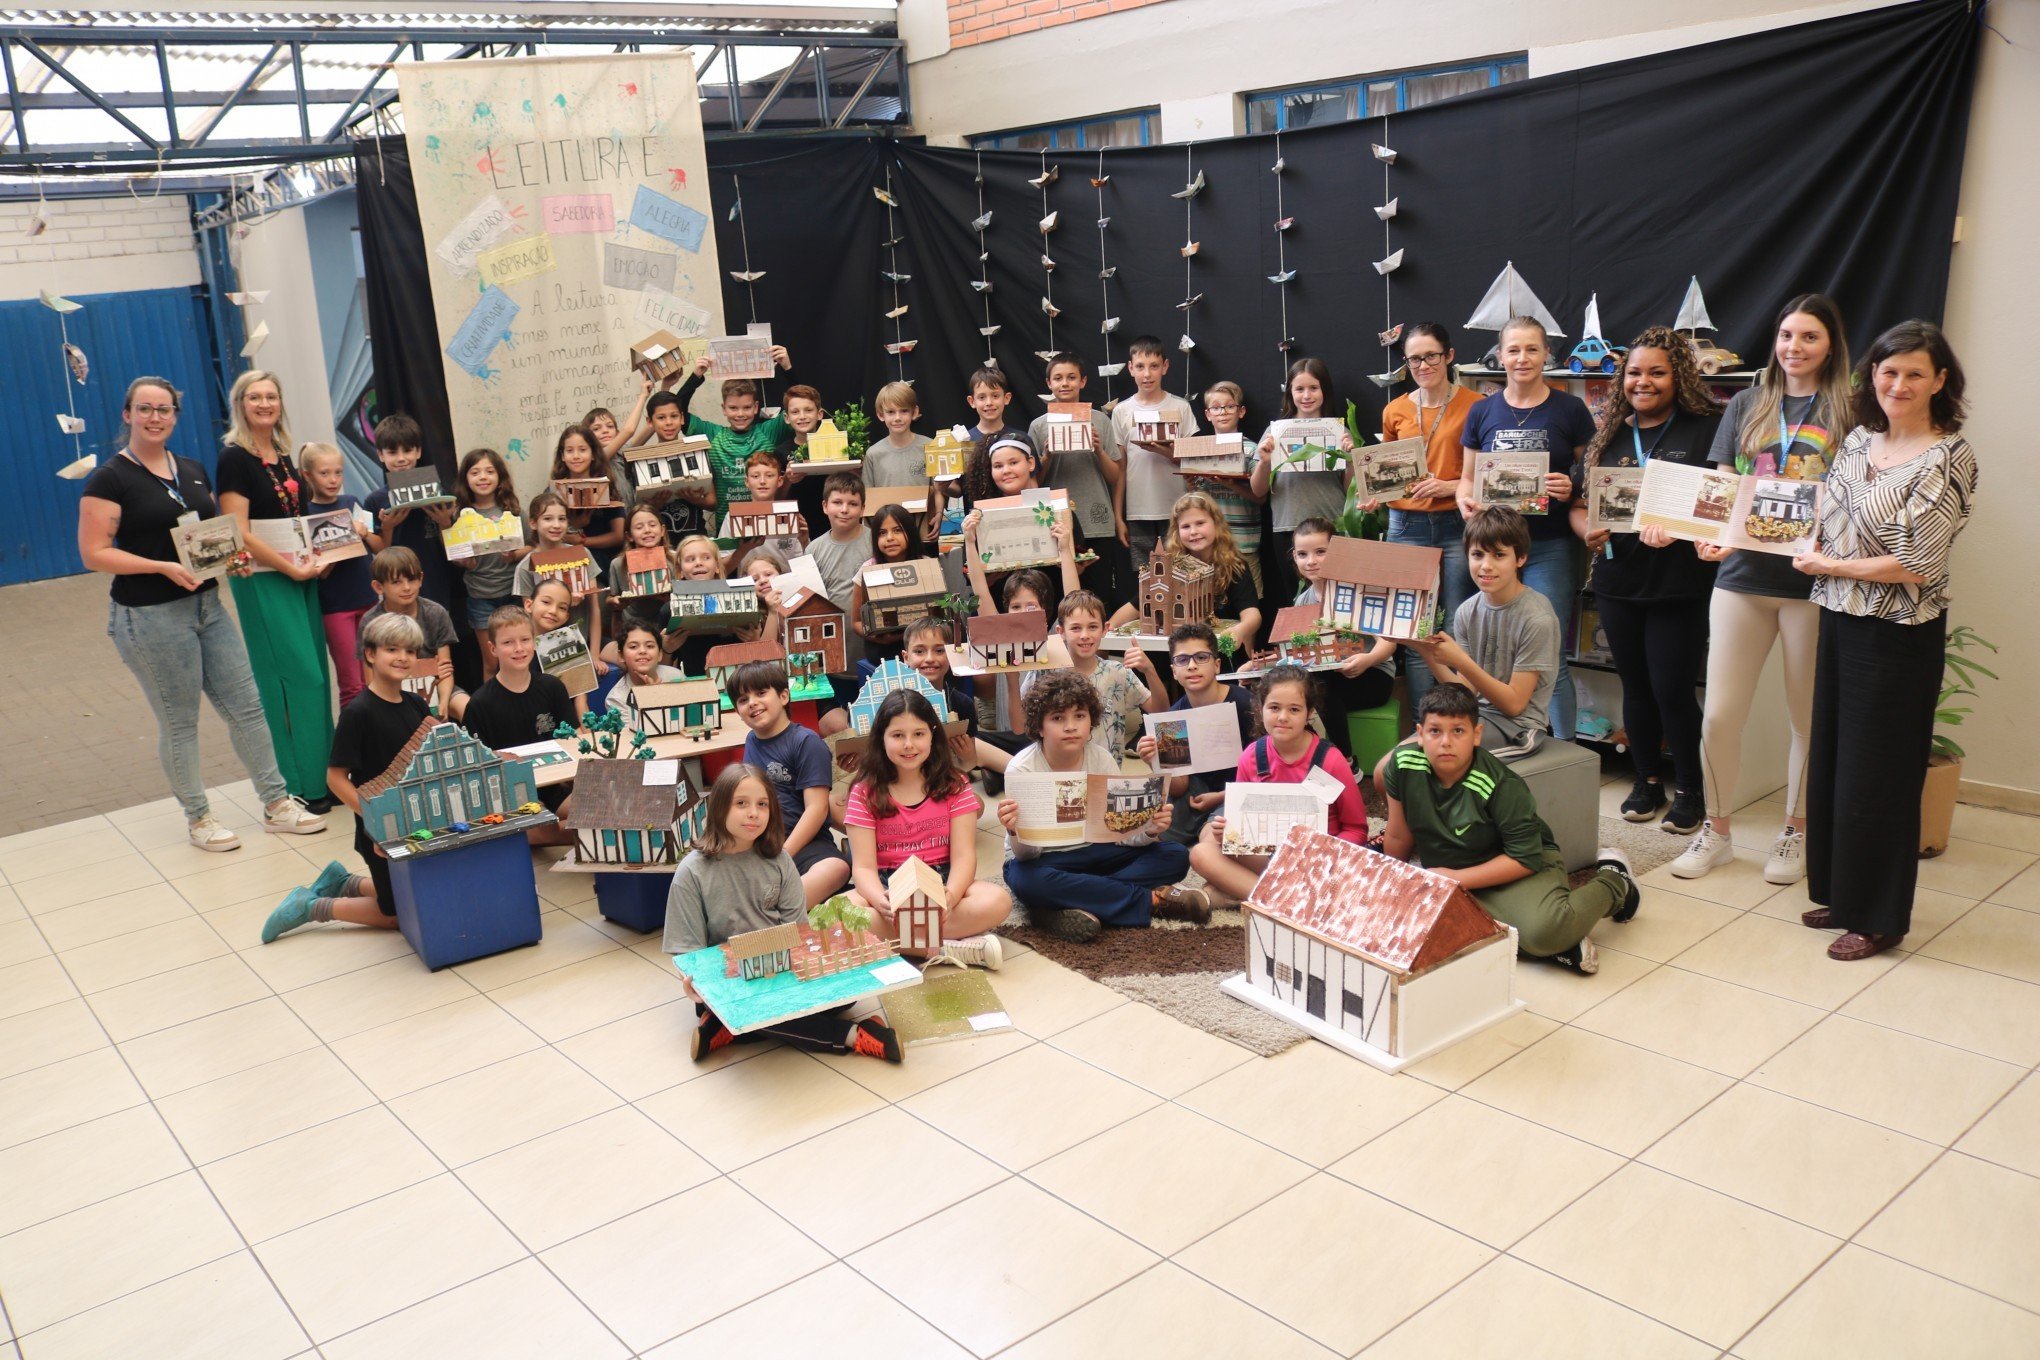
[846,657,948,736]
[562,758,702,866]
[1130,411,1180,447]
[630,329,691,384]
[625,678,723,741]
[1221,826,1520,1071]
[1138,545,1218,634]
[703,639,786,691]
[721,500,806,541]
[623,435,713,494]
[860,557,948,634]
[619,546,672,599]
[1040,402,1095,455]
[1268,603,1372,666]
[443,508,525,560]
[668,578,763,633]
[1316,537,1443,642]
[961,610,1049,672]
[889,856,947,956]
[528,546,599,598]
[551,477,618,510]
[781,588,848,681]
[386,464,453,508]
[723,918,894,982]
[357,718,540,844]
[925,427,971,479]
[804,418,852,464]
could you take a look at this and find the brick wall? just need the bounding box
[948,0,1172,48]
[0,195,201,301]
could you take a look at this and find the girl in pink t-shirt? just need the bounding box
[1189,664,1371,906]
[845,688,1012,950]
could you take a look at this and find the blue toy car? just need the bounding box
[450,821,471,834]
[1568,336,1624,374]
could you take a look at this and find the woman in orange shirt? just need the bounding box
[1376,323,1482,714]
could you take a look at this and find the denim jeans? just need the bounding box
[109,588,291,822]
[1004,839,1191,927]
[1386,508,1476,721]
[1520,536,1578,741]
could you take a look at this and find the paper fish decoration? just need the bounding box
[1268,269,1296,284]
[886,304,910,319]
[882,270,911,282]
[55,413,85,434]
[1379,324,1405,346]
[1041,298,1061,318]
[1374,249,1405,275]
[1180,241,1200,258]
[1177,293,1204,310]
[885,340,919,355]
[56,453,96,480]
[1090,175,1111,187]
[63,341,87,385]
[241,321,271,357]
[1376,198,1399,220]
[1098,266,1118,280]
[1097,362,1126,377]
[1101,317,1120,333]
[971,211,993,231]
[1172,169,1206,199]
[1270,156,1286,174]
[39,290,80,314]
[1274,217,1294,232]
[1370,366,1409,387]
[979,324,1002,337]
[1040,254,1056,271]
[970,280,994,294]
[1178,334,1197,352]
[730,270,767,282]
[1039,212,1058,233]
[873,187,897,207]
[1371,143,1397,163]
[1028,165,1059,189]
[227,289,270,305]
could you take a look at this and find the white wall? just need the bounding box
[0,195,200,301]
[229,205,338,450]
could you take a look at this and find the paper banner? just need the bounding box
[541,193,615,234]
[433,193,517,274]
[603,240,678,294]
[635,285,712,337]
[446,285,520,378]
[629,184,709,252]
[477,232,558,288]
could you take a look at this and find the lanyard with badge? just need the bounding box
[1606,418,1673,558]
[124,447,193,525]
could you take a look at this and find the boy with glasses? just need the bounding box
[1135,623,1258,846]
[1198,380,1265,594]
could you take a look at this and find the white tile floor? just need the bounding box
[2,776,2039,1358]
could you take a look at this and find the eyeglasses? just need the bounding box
[1405,352,1449,369]
[130,404,178,418]
[1170,651,1216,668]
[1204,403,1239,414]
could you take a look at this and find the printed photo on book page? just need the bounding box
[1006,770,1167,847]
[1636,461,1820,556]
[1586,465,1645,534]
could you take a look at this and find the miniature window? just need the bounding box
[1305,975,1327,1019]
[428,787,443,818]
[823,621,838,638]
[1394,592,1415,622]
[1334,583,1355,617]
[1343,988,1365,1019]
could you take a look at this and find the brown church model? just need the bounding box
[1138,544,1217,635]
[1220,826,1524,1071]
[1315,537,1442,642]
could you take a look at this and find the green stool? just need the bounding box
[1347,698,1403,777]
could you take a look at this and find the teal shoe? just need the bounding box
[261,887,318,944]
[310,860,351,899]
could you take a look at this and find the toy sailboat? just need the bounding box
[1582,294,1603,339]
[1464,262,1564,336]
[1674,276,1715,333]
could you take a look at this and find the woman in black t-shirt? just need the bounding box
[1570,330,1723,835]
[215,370,335,807]
[76,377,327,852]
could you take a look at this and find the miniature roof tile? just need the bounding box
[1319,536,1444,591]
[625,546,670,573]
[704,639,786,670]
[356,716,444,800]
[888,855,948,906]
[1270,603,1323,644]
[967,611,1049,646]
[867,558,948,600]
[631,678,722,709]
[1248,826,1506,975]
[562,758,679,830]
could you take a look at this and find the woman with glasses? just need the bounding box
[1379,323,1482,714]
[76,377,327,851]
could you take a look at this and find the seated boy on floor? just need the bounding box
[731,658,853,908]
[1382,683,1639,975]
[997,668,1205,943]
[1390,505,1557,769]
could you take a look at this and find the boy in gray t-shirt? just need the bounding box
[1404,507,1558,754]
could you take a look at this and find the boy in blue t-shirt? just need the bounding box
[733,659,851,907]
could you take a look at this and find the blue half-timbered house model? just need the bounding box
[844,657,949,736]
[1316,537,1443,642]
[625,678,723,741]
[563,759,705,866]
[357,718,540,843]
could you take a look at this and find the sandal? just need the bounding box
[1828,932,1902,961]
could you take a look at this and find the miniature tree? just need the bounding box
[553,710,655,761]
[809,893,875,937]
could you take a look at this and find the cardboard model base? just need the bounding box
[673,944,921,1034]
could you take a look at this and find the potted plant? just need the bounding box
[1920,624,1996,857]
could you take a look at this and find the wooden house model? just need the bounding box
[889,856,947,956]
[1041,402,1095,455]
[1268,603,1371,666]
[623,435,713,494]
[1138,544,1218,634]
[860,557,948,633]
[723,919,895,982]
[1316,537,1442,642]
[668,578,763,633]
[551,477,619,511]
[726,923,803,980]
[721,500,806,541]
[357,718,539,844]
[1130,411,1180,447]
[442,507,524,560]
[619,545,672,599]
[562,758,700,866]
[804,418,852,464]
[386,464,452,508]
[925,427,971,479]
[625,678,722,741]
[961,610,1049,672]
[528,546,599,597]
[630,328,691,384]
[704,639,786,691]
[780,587,848,680]
[1220,826,1522,1071]
[846,658,948,736]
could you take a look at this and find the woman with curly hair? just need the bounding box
[1571,328,1724,833]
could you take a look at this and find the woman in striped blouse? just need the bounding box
[1793,321,1977,961]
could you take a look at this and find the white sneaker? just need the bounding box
[1670,824,1734,879]
[934,934,1003,971]
[1765,826,1807,885]
[262,797,326,837]
[187,816,241,852]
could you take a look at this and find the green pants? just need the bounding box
[228,571,333,802]
[1475,851,1626,957]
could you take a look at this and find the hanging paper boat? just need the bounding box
[1028,165,1059,189]
[1369,366,1409,388]
[241,321,271,357]
[979,252,990,263]
[1096,216,1111,228]
[1674,276,1716,332]
[56,453,96,479]
[1090,175,1111,187]
[39,290,80,314]
[1270,156,1286,174]
[971,280,994,293]
[1371,143,1397,163]
[1177,293,1204,310]
[885,340,919,355]
[63,342,88,385]
[1379,323,1405,346]
[1041,298,1061,318]
[1178,334,1196,352]
[55,413,85,434]
[882,270,911,282]
[227,289,270,306]
[1376,198,1399,220]
[1040,254,1056,271]
[1464,261,1564,335]
[873,187,898,207]
[1098,266,1118,280]
[1274,217,1294,232]
[979,325,1002,337]
[971,211,993,231]
[1268,269,1296,284]
[1039,212,1059,233]
[1034,351,1060,364]
[1181,241,1200,257]
[886,304,910,319]
[1101,317,1120,333]
[730,270,766,283]
[1097,362,1126,377]
[1374,249,1404,276]
[1171,169,1206,199]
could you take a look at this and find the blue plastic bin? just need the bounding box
[596,869,675,934]
[385,825,544,970]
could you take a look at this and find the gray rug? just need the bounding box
[1595,814,1686,877]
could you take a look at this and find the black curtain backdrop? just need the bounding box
[356,0,1979,456]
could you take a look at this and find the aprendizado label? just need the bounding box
[434,193,517,274]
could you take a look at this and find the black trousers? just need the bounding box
[1806,608,1944,937]
[1596,593,1709,792]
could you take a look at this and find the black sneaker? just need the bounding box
[1546,937,1600,974]
[691,1008,733,1063]
[1620,778,1667,822]
[1594,851,1642,923]
[1661,790,1705,835]
[1032,906,1103,943]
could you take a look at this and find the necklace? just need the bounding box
[252,443,300,516]
[1504,388,1544,427]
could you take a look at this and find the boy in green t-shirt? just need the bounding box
[1381,683,1639,974]
[673,345,794,512]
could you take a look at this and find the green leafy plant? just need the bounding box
[828,404,873,461]
[809,893,875,935]
[1932,625,1997,762]
[1214,631,1239,662]
[554,710,654,761]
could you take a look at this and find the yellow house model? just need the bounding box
[925,427,971,479]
